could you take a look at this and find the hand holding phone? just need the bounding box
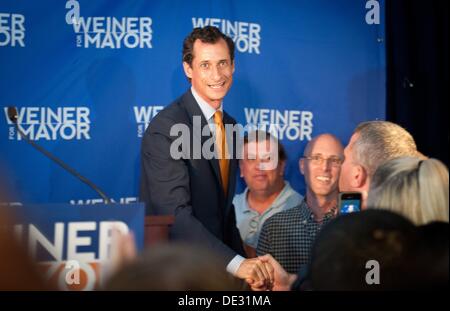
[338,192,362,214]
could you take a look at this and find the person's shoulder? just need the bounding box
[284,184,304,204]
[233,190,246,204]
[156,94,190,122]
[291,189,303,200]
[276,204,303,218]
[232,189,248,212]
[145,92,191,133]
[265,204,303,227]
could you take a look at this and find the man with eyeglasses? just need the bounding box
[256,134,344,274]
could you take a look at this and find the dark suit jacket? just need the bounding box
[140,89,245,263]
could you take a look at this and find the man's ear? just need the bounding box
[351,164,368,189]
[232,61,235,74]
[299,158,305,175]
[183,62,192,79]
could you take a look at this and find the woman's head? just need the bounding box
[368,156,449,225]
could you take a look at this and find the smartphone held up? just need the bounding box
[338,192,362,214]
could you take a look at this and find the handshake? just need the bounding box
[106,230,298,291]
[236,255,297,291]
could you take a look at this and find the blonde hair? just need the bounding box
[368,157,449,225]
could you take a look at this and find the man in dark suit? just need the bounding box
[140,26,272,286]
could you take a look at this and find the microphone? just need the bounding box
[7,106,112,204]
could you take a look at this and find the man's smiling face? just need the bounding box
[183,38,234,109]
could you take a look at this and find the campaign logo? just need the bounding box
[70,196,138,205]
[15,220,130,290]
[65,0,152,49]
[244,107,313,141]
[0,12,25,47]
[133,105,164,138]
[4,106,91,141]
[192,17,261,54]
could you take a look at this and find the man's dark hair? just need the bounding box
[243,130,287,162]
[182,26,235,66]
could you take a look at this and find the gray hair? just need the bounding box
[368,156,449,225]
[352,121,418,177]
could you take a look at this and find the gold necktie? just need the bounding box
[213,111,229,195]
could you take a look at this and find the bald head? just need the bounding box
[300,134,344,199]
[303,134,344,158]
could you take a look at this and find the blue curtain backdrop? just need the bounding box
[0,0,385,205]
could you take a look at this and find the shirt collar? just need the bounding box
[300,198,337,223]
[191,87,223,122]
[242,181,291,214]
[274,181,293,207]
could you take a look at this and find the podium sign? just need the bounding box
[9,203,144,291]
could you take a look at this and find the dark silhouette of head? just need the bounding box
[104,243,243,291]
[309,210,429,290]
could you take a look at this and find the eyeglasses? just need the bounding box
[303,155,343,167]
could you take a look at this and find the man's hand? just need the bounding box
[250,254,297,291]
[235,257,274,289]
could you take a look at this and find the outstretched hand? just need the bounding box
[248,254,297,291]
[235,257,274,289]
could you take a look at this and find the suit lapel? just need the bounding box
[222,111,239,205]
[182,90,223,190]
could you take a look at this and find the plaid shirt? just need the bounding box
[256,199,336,274]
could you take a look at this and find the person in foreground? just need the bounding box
[253,210,448,290]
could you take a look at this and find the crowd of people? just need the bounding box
[136,25,448,291]
[1,25,448,291]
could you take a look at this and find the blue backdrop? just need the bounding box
[0,0,386,205]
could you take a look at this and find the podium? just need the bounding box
[144,215,174,246]
[4,203,145,291]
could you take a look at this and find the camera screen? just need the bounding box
[340,199,361,214]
